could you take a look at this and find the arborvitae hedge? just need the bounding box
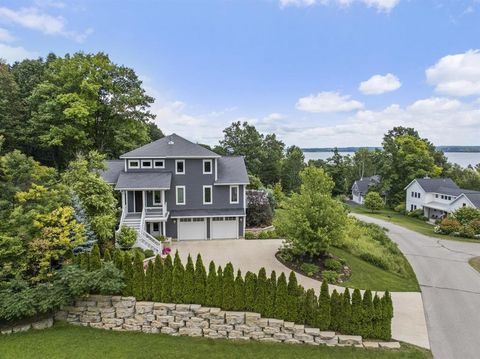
[89,244,102,271]
[161,255,173,302]
[183,255,195,304]
[132,252,145,300]
[205,261,217,306]
[119,252,393,339]
[80,252,90,271]
[193,254,206,305]
[317,280,331,330]
[214,266,223,308]
[244,271,256,312]
[286,271,299,322]
[222,263,235,310]
[144,260,154,301]
[254,268,267,315]
[152,255,163,302]
[103,248,112,262]
[122,252,133,296]
[234,270,245,310]
[113,250,123,270]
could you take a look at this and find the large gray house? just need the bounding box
[101,134,249,253]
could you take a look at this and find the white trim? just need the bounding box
[203,185,213,205]
[116,187,170,191]
[128,159,140,169]
[176,159,185,175]
[176,186,186,205]
[243,185,246,214]
[230,185,239,204]
[140,159,152,169]
[121,155,221,159]
[203,159,213,174]
[124,160,127,172]
[215,158,218,181]
[214,182,249,186]
[171,214,246,219]
[153,159,165,169]
[404,179,419,191]
[450,193,476,208]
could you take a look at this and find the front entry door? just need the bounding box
[134,191,143,213]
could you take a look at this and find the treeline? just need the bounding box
[0,53,163,169]
[77,248,394,340]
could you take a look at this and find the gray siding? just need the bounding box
[166,218,177,238]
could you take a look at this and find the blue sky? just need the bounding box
[1,0,480,147]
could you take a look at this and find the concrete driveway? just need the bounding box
[353,214,480,359]
[171,237,429,349]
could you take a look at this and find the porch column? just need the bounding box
[162,190,166,215]
[162,221,166,237]
[142,191,146,211]
[121,191,125,209]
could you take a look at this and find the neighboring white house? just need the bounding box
[404,178,480,220]
[351,175,381,204]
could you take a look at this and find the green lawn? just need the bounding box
[349,206,480,244]
[468,256,480,273]
[330,247,420,292]
[1,322,431,359]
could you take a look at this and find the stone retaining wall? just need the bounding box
[1,317,53,335]
[54,295,400,349]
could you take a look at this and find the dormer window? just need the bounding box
[154,160,165,169]
[141,160,152,168]
[203,159,212,174]
[128,160,139,169]
[176,160,185,175]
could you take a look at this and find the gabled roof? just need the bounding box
[115,172,172,190]
[215,156,249,185]
[462,192,480,207]
[120,134,220,159]
[354,175,380,194]
[405,178,459,192]
[100,160,124,184]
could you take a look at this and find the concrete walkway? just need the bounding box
[354,214,480,359]
[171,237,429,349]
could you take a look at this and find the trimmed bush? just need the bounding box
[214,266,223,308]
[286,271,299,322]
[117,226,136,249]
[171,252,185,303]
[244,271,257,311]
[244,231,256,239]
[324,258,342,272]
[234,269,245,310]
[274,272,288,320]
[113,250,123,270]
[361,289,374,338]
[254,268,268,315]
[303,288,317,327]
[144,260,154,301]
[80,252,90,271]
[300,263,319,277]
[222,263,235,310]
[89,244,101,271]
[351,288,363,334]
[329,289,341,331]
[322,270,339,283]
[340,288,351,334]
[438,217,461,234]
[265,271,277,318]
[132,252,145,300]
[144,249,155,258]
[103,248,112,262]
[122,252,133,296]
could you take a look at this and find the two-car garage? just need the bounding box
[176,216,239,240]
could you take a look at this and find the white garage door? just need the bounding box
[177,218,206,240]
[211,217,238,239]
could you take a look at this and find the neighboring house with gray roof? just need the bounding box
[351,175,381,204]
[101,134,249,253]
[404,177,480,220]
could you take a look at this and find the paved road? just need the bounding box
[172,237,429,349]
[354,214,480,359]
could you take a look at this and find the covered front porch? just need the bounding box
[423,201,449,221]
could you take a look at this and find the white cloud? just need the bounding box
[0,6,92,43]
[0,43,38,63]
[296,91,364,113]
[359,73,401,95]
[280,0,400,12]
[426,49,480,97]
[0,27,14,42]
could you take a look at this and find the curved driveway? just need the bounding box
[354,214,480,359]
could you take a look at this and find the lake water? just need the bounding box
[303,151,480,168]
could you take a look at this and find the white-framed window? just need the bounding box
[153,159,165,168]
[128,160,140,169]
[153,191,161,205]
[176,159,185,174]
[141,160,152,168]
[230,185,239,204]
[176,186,186,205]
[203,159,212,174]
[203,185,212,205]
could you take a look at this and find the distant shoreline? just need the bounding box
[302,146,480,153]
